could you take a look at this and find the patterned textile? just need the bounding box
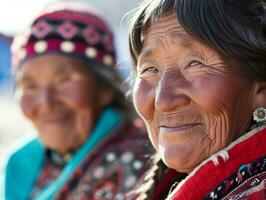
[30,159,62,199]
[3,108,136,200]
[148,125,266,200]
[30,121,153,200]
[12,5,116,70]
[205,157,266,200]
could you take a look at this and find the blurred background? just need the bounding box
[0,0,142,166]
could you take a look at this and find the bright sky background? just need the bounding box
[0,0,58,35]
[0,0,138,76]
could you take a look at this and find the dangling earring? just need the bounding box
[253,107,266,123]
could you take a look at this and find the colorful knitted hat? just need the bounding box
[12,2,116,70]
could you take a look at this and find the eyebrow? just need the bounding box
[15,73,34,87]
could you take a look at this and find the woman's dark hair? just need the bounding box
[128,0,265,198]
[131,153,169,199]
[82,59,132,113]
[129,0,266,81]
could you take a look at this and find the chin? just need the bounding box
[39,131,72,153]
[160,147,197,173]
[44,139,67,152]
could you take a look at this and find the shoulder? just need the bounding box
[56,120,153,199]
[169,126,266,200]
[4,136,43,174]
[3,136,45,199]
[6,136,41,162]
[207,156,266,200]
[204,126,266,200]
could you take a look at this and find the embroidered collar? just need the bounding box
[167,124,266,200]
[47,150,73,167]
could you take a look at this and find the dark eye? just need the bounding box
[23,82,37,91]
[141,66,158,75]
[56,75,74,84]
[188,61,202,67]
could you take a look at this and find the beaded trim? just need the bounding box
[12,11,116,69]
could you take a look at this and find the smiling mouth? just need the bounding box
[159,123,201,133]
[42,114,72,124]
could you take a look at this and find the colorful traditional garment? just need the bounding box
[3,107,152,200]
[148,125,266,200]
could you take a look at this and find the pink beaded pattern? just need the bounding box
[13,10,116,69]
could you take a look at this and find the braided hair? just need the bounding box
[134,153,169,200]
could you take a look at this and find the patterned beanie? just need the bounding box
[12,2,116,71]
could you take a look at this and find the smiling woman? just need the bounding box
[134,14,256,173]
[128,0,266,199]
[1,2,152,200]
[16,55,112,154]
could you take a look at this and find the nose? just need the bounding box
[155,69,190,113]
[38,86,57,112]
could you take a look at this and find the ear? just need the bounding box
[254,81,266,108]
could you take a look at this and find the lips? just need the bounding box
[159,123,201,133]
[157,112,202,133]
[40,112,73,124]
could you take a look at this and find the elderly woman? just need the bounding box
[2,3,152,200]
[128,0,266,199]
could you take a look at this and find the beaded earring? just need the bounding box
[253,107,266,123]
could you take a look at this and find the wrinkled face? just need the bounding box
[133,14,257,172]
[16,54,112,154]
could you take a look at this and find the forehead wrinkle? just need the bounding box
[139,32,192,64]
[139,14,202,63]
[146,14,192,44]
[146,24,187,43]
[141,32,194,59]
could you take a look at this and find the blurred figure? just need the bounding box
[2,2,152,200]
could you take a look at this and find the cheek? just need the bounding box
[133,78,159,150]
[192,76,236,115]
[62,84,97,110]
[20,95,36,119]
[191,75,254,146]
[133,78,155,120]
